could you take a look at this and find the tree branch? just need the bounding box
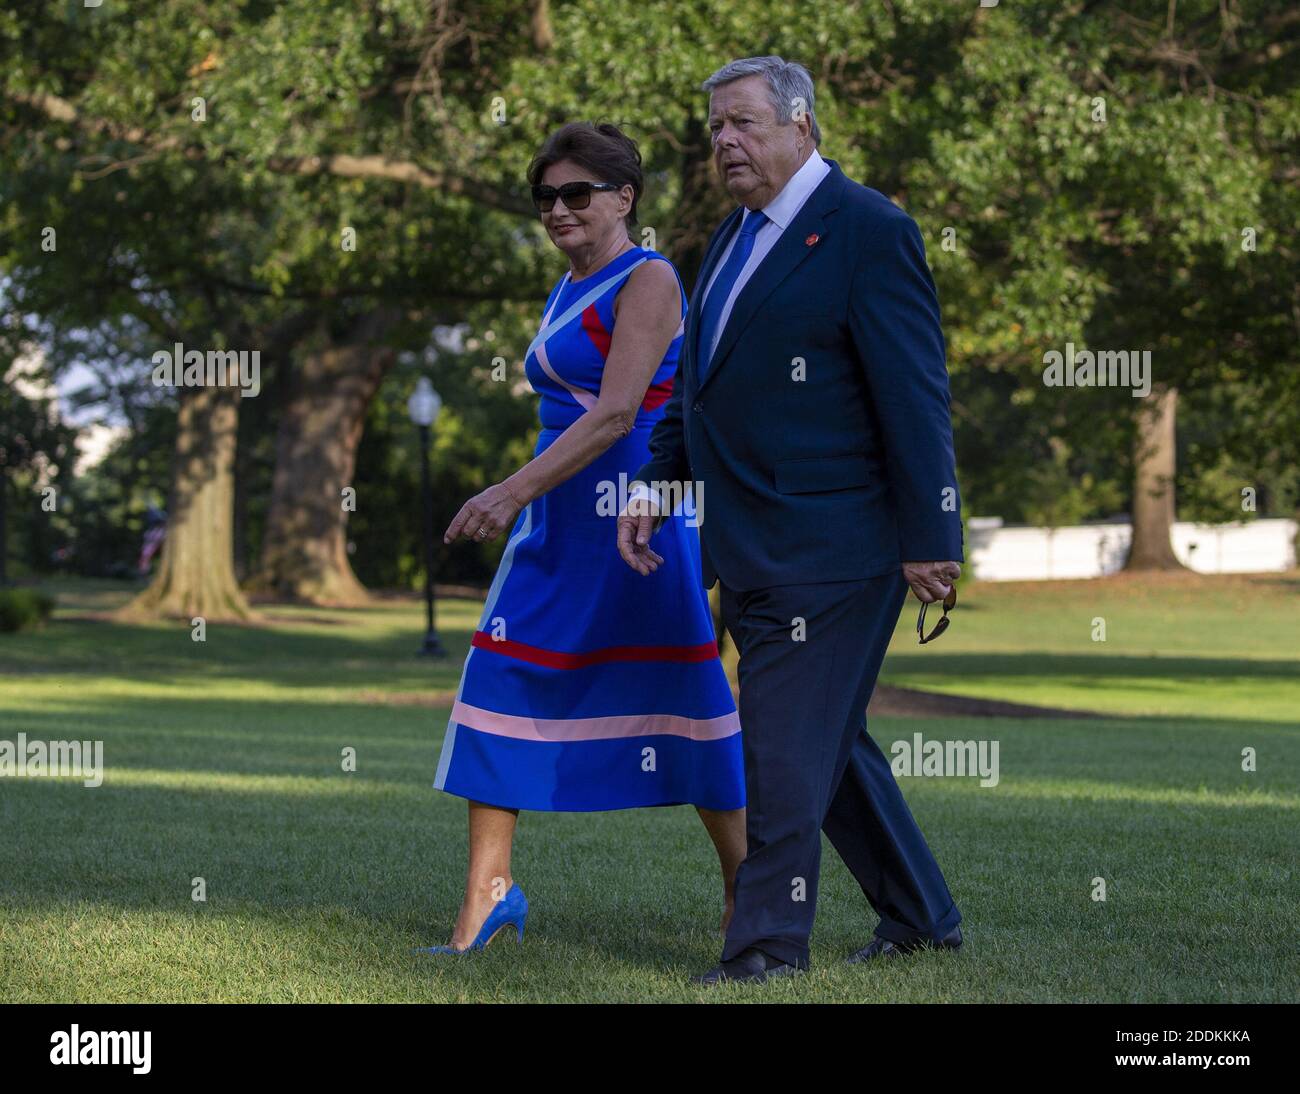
[5,89,535,217]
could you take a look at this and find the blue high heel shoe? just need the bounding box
[413,883,528,955]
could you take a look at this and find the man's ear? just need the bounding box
[792,109,813,146]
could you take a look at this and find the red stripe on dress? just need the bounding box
[581,304,612,359]
[641,374,674,411]
[471,630,718,667]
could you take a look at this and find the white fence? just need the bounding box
[967,518,1298,581]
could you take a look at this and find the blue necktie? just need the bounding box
[696,209,768,381]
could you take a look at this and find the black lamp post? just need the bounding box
[408,377,447,658]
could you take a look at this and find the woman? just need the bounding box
[418,122,747,955]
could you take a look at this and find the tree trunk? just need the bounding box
[1126,384,1185,571]
[667,116,730,296]
[232,461,249,583]
[531,0,554,50]
[118,382,255,621]
[0,463,8,586]
[249,309,401,605]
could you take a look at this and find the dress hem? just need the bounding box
[432,783,743,813]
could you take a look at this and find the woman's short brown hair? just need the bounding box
[527,122,643,234]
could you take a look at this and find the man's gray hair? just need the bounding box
[701,56,821,146]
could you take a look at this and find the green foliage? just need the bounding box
[0,586,56,631]
[0,359,79,579]
[908,1,1298,517]
[56,403,176,578]
[2,0,1296,582]
[350,307,542,588]
[1019,438,1123,529]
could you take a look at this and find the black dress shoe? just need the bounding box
[846,925,963,964]
[691,946,803,986]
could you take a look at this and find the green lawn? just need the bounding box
[1,573,1296,1002]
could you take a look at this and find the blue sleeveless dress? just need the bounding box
[432,246,746,812]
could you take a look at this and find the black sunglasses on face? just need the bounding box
[532,181,621,213]
[917,585,957,645]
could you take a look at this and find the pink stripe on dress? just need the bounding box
[535,339,598,413]
[451,701,740,742]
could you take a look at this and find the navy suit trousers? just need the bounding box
[718,571,962,968]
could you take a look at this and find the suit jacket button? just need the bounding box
[693,401,703,412]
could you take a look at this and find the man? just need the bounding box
[616,56,965,985]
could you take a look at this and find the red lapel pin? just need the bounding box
[805,233,820,246]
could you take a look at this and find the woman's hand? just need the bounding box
[443,482,523,545]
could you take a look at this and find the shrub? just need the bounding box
[0,588,57,632]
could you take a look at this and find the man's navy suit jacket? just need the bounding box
[632,157,964,591]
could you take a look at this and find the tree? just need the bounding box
[3,0,1295,604]
[902,1,1297,563]
[1129,385,1183,570]
[116,382,248,620]
[1,1,546,609]
[0,350,76,585]
[251,308,403,604]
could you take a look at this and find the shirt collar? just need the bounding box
[752,147,829,231]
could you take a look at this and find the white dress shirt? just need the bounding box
[627,148,831,520]
[699,147,831,367]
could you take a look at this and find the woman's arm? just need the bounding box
[443,258,684,544]
[508,258,683,505]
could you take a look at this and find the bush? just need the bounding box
[0,588,57,633]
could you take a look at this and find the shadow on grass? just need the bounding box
[7,613,1300,694]
[4,583,1299,994]
[2,703,1297,986]
[884,650,1300,680]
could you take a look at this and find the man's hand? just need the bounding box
[616,493,665,575]
[903,560,961,603]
